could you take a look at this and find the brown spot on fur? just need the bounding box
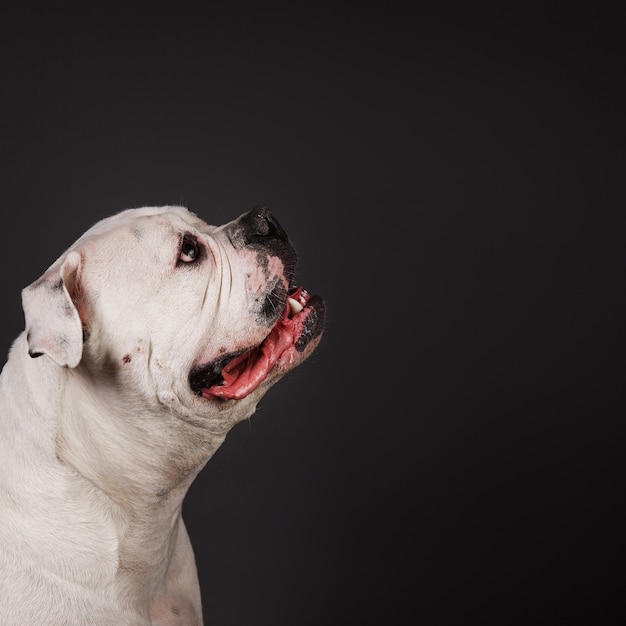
[122,354,132,363]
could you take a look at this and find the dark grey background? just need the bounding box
[1,6,623,625]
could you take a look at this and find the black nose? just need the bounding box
[229,205,297,285]
[240,205,289,244]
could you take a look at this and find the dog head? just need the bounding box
[21,205,324,430]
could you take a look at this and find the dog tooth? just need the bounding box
[288,297,304,315]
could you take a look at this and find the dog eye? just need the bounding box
[179,234,200,263]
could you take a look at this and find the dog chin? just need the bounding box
[189,288,324,401]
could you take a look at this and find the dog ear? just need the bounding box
[21,251,83,368]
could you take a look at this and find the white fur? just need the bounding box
[0,206,320,625]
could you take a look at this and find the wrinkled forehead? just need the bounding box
[70,206,224,252]
[70,206,229,260]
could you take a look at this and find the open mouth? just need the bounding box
[189,287,325,401]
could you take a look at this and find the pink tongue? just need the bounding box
[203,316,294,400]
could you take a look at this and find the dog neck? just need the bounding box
[1,334,221,587]
[60,374,221,497]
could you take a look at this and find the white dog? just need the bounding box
[0,205,324,625]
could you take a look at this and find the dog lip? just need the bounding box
[188,351,245,395]
[189,288,324,401]
[294,295,324,352]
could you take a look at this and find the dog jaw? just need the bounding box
[189,287,324,400]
